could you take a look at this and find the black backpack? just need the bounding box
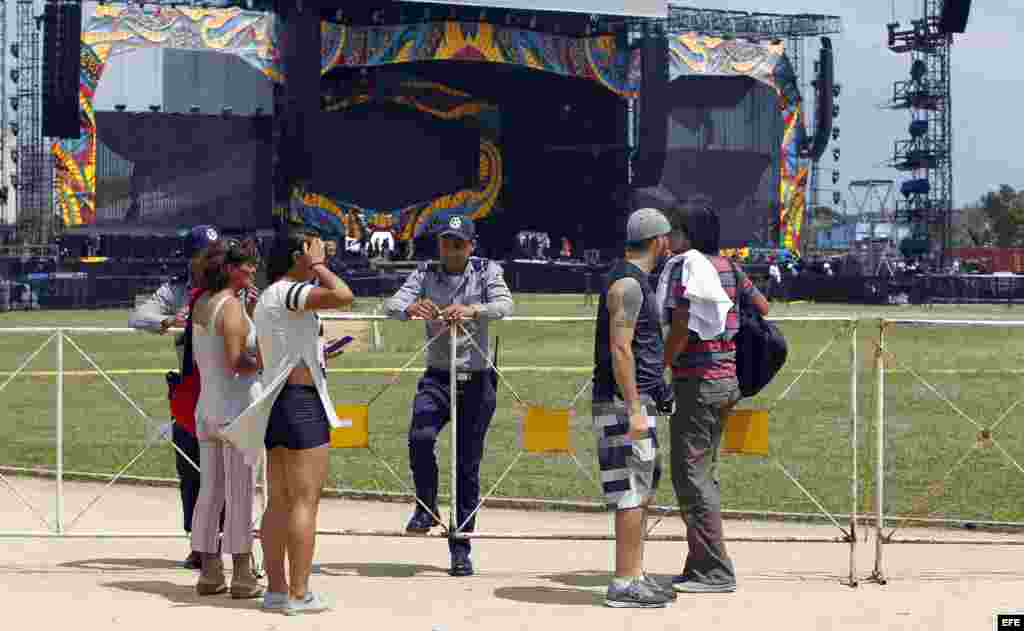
[730,262,788,398]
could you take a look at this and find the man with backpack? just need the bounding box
[658,204,770,594]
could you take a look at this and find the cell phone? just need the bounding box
[324,336,354,355]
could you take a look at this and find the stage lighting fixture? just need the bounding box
[832,127,840,141]
[833,191,841,205]
[911,59,927,82]
[10,175,17,187]
[832,147,840,161]
[8,97,17,112]
[9,122,17,136]
[9,43,17,58]
[832,104,840,118]
[149,105,160,113]
[254,106,264,115]
[10,150,17,165]
[832,171,840,185]
[189,105,200,114]
[115,104,127,112]
[9,69,18,83]
[833,84,841,98]
[222,106,233,117]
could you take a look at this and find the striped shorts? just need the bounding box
[592,399,661,511]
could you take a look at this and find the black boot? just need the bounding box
[405,503,440,534]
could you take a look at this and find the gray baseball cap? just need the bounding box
[626,208,671,243]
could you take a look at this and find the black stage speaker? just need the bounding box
[939,0,972,34]
[632,34,669,188]
[42,1,82,139]
[278,1,321,183]
[802,37,834,162]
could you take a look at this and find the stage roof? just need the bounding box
[399,1,666,19]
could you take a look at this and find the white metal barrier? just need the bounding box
[0,316,861,586]
[868,318,1024,585]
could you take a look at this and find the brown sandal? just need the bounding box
[229,553,265,599]
[196,555,227,596]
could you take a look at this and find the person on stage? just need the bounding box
[384,216,513,577]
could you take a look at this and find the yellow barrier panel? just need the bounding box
[330,404,370,449]
[521,406,572,455]
[722,409,769,457]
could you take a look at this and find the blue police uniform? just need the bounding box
[384,217,513,570]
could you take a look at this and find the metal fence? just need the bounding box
[1,315,1021,586]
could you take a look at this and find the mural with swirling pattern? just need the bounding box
[59,4,808,251]
[668,34,809,253]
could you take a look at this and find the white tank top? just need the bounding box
[192,293,260,440]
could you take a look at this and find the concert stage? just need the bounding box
[53,2,815,258]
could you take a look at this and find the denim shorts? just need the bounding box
[265,385,331,451]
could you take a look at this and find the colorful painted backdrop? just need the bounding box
[60,3,808,250]
[668,34,809,253]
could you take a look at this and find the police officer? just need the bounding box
[129,224,220,569]
[384,216,513,576]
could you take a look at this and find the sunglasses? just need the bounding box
[223,238,260,264]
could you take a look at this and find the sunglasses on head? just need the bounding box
[223,238,259,264]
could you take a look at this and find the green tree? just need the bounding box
[951,204,993,247]
[979,185,1024,247]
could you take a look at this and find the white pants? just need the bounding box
[191,440,256,555]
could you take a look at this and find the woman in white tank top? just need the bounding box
[189,239,264,599]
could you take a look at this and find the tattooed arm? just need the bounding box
[607,277,646,438]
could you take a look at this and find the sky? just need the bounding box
[673,0,1023,214]
[3,0,1021,225]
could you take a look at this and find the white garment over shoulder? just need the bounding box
[655,249,733,341]
[220,279,349,466]
[191,294,261,441]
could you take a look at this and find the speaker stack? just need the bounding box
[939,0,972,34]
[42,0,82,139]
[631,34,669,189]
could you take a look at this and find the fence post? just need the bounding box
[372,304,383,352]
[449,323,459,535]
[848,320,858,586]
[872,320,887,584]
[56,328,64,535]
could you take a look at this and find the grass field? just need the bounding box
[2,296,1024,525]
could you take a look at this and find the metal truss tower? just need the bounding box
[0,0,8,225]
[887,0,953,264]
[15,0,53,245]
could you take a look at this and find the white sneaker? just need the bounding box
[283,592,331,616]
[261,591,287,611]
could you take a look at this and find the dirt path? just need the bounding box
[1,477,1021,630]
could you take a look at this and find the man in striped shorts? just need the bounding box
[592,208,676,608]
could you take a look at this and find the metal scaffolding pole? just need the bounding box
[16,0,52,244]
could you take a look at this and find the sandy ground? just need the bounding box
[1,477,1023,630]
